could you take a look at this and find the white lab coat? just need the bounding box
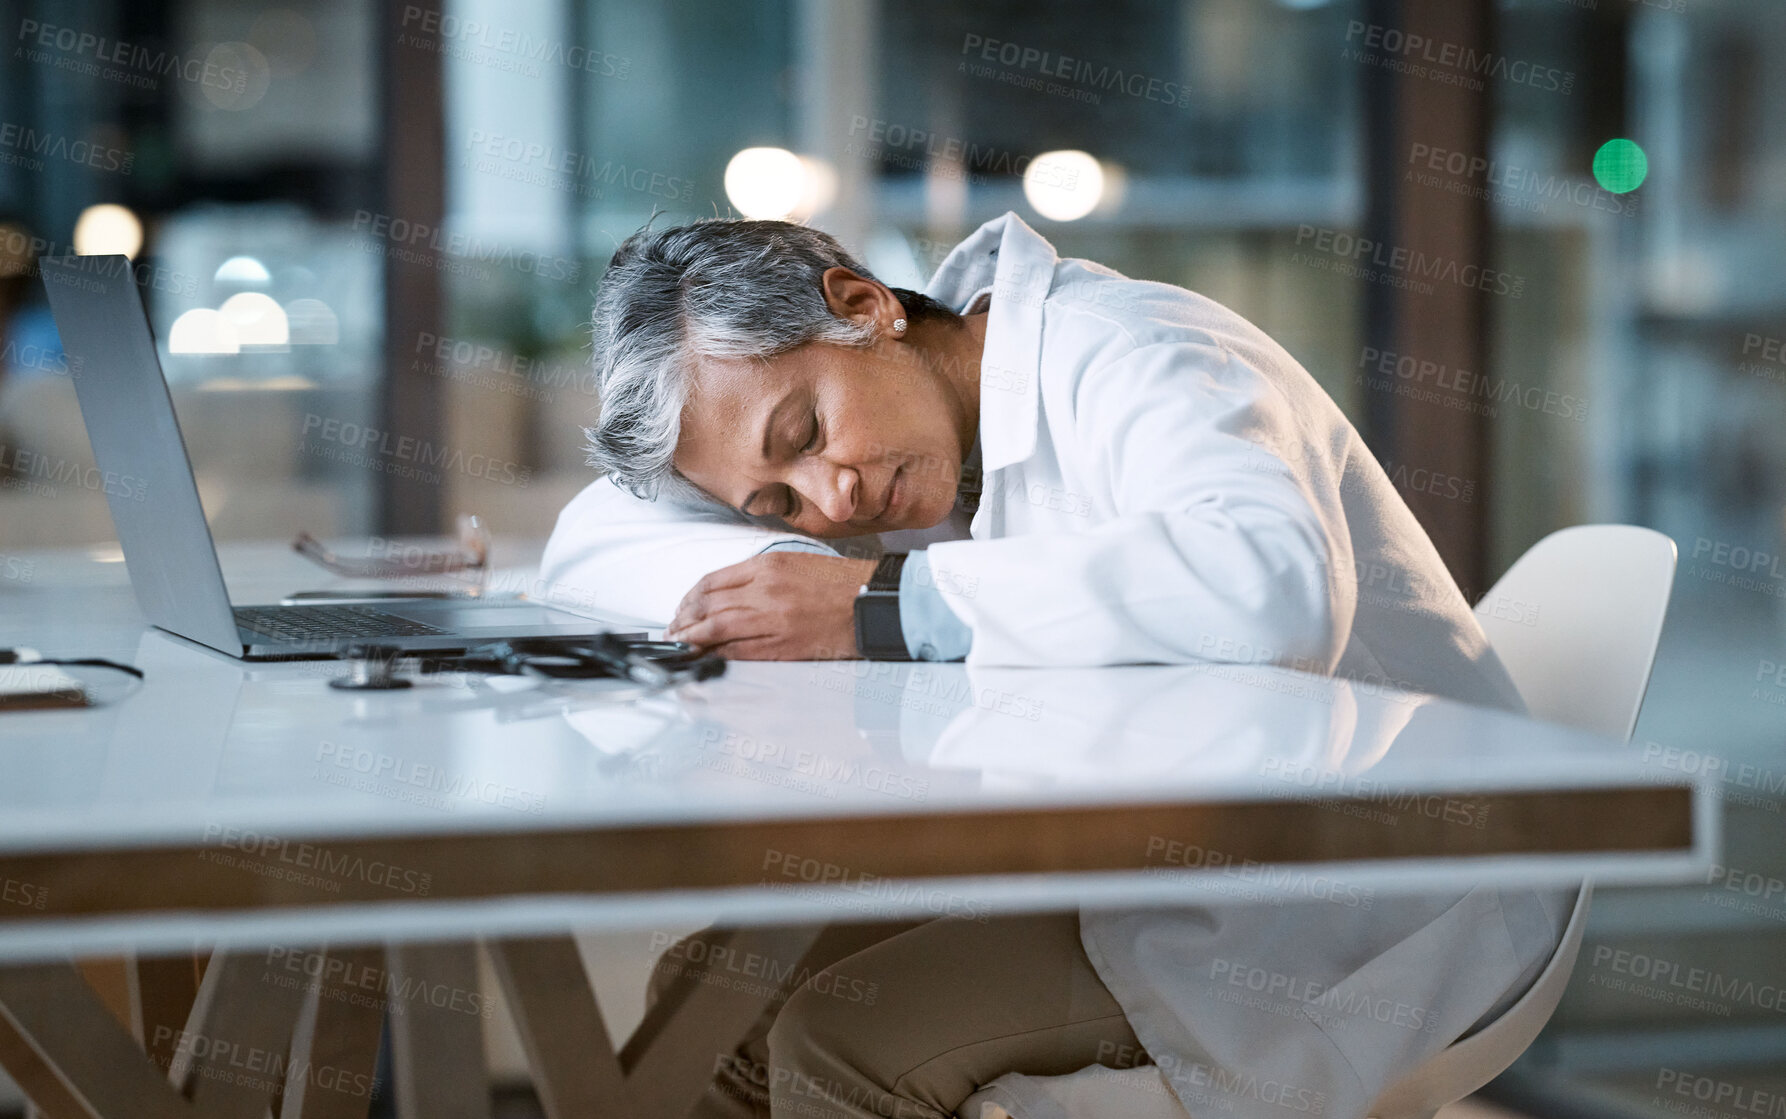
[540,213,1566,1117]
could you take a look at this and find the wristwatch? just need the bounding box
[853,553,911,660]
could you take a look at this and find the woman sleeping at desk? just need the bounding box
[539,213,1569,1119]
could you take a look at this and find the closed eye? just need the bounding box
[800,412,822,454]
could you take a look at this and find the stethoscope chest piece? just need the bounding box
[329,644,412,690]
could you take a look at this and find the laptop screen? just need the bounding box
[39,255,244,655]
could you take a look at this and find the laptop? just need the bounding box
[41,253,617,659]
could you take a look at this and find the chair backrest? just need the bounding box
[1473,525,1677,741]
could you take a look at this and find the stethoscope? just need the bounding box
[328,635,726,691]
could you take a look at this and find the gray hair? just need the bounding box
[583,218,885,504]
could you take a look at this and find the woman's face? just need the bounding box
[674,337,970,540]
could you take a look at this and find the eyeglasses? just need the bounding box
[292,514,490,586]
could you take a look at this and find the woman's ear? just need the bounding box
[819,267,898,329]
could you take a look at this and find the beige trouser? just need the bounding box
[649,913,1144,1119]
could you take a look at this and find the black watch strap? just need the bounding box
[867,552,907,592]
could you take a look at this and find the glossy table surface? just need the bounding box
[0,541,1717,959]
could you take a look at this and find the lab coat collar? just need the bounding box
[922,212,1053,473]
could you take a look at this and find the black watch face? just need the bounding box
[855,593,905,659]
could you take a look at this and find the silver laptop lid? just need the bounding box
[39,255,244,655]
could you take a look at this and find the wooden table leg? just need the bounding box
[487,937,626,1119]
[175,949,313,1119]
[136,954,204,1073]
[279,946,385,1119]
[386,943,491,1119]
[0,962,191,1119]
[0,950,203,1119]
[621,926,822,1119]
[0,956,168,1119]
[485,925,823,1119]
[72,960,134,1037]
[1,925,831,1119]
[0,947,367,1119]
[0,1004,90,1118]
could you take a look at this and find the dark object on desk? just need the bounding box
[329,635,724,692]
[293,514,489,581]
[0,648,144,709]
[418,636,726,688]
[329,644,412,691]
[0,663,89,709]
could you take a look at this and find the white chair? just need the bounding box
[1473,524,1677,742]
[962,524,1678,1119]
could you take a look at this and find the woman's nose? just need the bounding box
[796,460,858,524]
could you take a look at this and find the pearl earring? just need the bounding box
[892,317,907,335]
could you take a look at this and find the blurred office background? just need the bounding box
[0,0,1782,1113]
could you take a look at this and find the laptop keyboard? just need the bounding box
[234,604,450,643]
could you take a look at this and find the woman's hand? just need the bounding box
[664,553,879,660]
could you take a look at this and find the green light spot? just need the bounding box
[1593,138,1648,194]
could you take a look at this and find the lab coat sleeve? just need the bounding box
[537,476,839,625]
[899,551,974,661]
[926,341,1352,668]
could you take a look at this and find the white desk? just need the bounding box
[0,541,1720,1119]
[0,540,1717,956]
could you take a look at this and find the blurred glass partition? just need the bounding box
[0,0,384,548]
[867,1,1365,408]
[1485,0,1786,1109]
